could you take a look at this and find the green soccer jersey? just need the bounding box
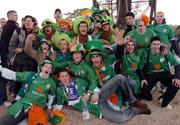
[148,24,175,45]
[139,49,180,74]
[126,28,156,58]
[8,72,56,117]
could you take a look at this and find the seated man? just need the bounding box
[86,40,151,124]
[53,68,101,118]
[0,60,56,125]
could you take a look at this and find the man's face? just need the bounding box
[0,18,7,26]
[125,16,134,26]
[59,24,69,32]
[91,54,102,67]
[44,25,53,34]
[11,12,18,22]
[78,23,88,35]
[155,12,164,24]
[54,11,62,21]
[73,52,83,64]
[58,71,70,86]
[41,63,52,77]
[151,40,161,54]
[102,23,110,31]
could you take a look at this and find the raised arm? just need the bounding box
[24,34,38,61]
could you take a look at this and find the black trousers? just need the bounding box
[0,110,27,125]
[0,50,8,104]
[140,71,179,107]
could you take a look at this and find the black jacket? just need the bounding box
[0,20,18,53]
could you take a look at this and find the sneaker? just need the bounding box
[159,98,173,110]
[4,101,12,107]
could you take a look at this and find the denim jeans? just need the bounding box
[98,74,139,124]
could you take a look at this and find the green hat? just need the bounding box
[39,38,51,47]
[91,7,101,17]
[86,39,106,60]
[54,33,71,49]
[38,59,54,73]
[70,44,85,53]
[101,15,112,26]
[49,116,62,125]
[73,16,90,34]
[41,18,56,30]
[100,8,110,16]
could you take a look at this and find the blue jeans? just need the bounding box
[98,74,139,123]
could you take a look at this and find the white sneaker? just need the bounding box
[4,101,12,107]
[159,98,173,110]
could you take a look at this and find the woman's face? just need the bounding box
[151,40,161,54]
[91,54,102,67]
[78,23,88,35]
[126,41,135,54]
[24,17,34,30]
[59,40,68,54]
[40,42,49,53]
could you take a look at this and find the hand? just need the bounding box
[141,79,148,88]
[26,34,36,42]
[114,28,123,45]
[91,92,99,103]
[81,93,90,102]
[14,48,23,54]
[46,108,52,118]
[172,79,180,87]
[10,58,15,65]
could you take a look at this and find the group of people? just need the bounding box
[0,6,180,125]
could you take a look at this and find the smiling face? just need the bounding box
[155,12,164,25]
[44,25,53,34]
[58,71,70,86]
[151,40,161,54]
[40,42,50,53]
[72,52,83,64]
[24,17,34,31]
[126,41,135,54]
[59,24,69,32]
[102,23,110,31]
[41,63,53,78]
[59,39,68,54]
[78,22,88,35]
[91,54,103,67]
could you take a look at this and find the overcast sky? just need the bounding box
[0,0,179,25]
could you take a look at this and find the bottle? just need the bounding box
[82,100,90,124]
